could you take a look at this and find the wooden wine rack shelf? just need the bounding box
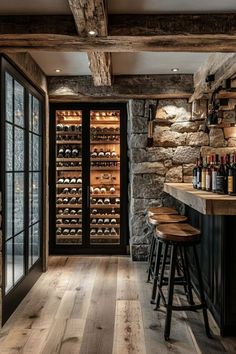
[90,141,120,144]
[90,204,120,208]
[56,184,82,188]
[56,140,82,144]
[56,215,82,218]
[56,224,82,228]
[90,214,120,218]
[90,224,120,228]
[56,204,82,208]
[57,158,82,162]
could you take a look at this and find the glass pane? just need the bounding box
[14,80,24,127]
[14,232,24,283]
[14,173,24,235]
[33,96,40,134]
[29,94,32,131]
[90,110,121,245]
[5,72,13,123]
[5,173,13,240]
[28,226,33,268]
[33,135,40,171]
[29,132,33,171]
[55,110,82,245]
[6,123,13,171]
[32,172,40,224]
[14,127,24,171]
[32,222,40,265]
[5,239,13,293]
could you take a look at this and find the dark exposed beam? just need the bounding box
[68,0,112,86]
[48,74,193,101]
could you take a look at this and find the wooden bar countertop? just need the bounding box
[164,183,236,215]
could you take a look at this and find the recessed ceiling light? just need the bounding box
[55,69,61,73]
[171,68,179,72]
[88,30,96,36]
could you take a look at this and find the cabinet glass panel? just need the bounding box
[5,72,13,123]
[6,123,13,171]
[56,110,83,245]
[5,173,13,240]
[14,173,24,235]
[90,110,120,245]
[14,232,24,283]
[14,80,24,127]
[5,239,13,293]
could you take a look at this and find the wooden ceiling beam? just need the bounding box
[189,53,236,102]
[48,74,193,101]
[68,0,111,86]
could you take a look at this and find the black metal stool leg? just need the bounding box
[154,242,169,310]
[193,245,211,338]
[164,244,177,341]
[147,235,156,282]
[183,247,195,306]
[151,239,162,304]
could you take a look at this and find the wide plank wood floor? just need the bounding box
[0,256,236,354]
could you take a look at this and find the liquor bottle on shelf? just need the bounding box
[196,156,202,190]
[206,156,212,192]
[192,158,198,189]
[228,153,236,196]
[211,154,218,193]
[201,157,207,191]
[216,155,227,194]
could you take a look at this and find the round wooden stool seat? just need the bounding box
[156,223,200,243]
[150,214,187,225]
[148,207,178,217]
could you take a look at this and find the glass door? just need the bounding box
[1,57,43,323]
[55,110,83,245]
[90,110,121,245]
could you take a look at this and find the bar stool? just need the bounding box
[154,223,210,341]
[146,207,179,283]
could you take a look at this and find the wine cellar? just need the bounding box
[49,103,128,254]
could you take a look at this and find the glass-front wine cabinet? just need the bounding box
[49,103,128,254]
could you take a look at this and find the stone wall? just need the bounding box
[128,98,236,260]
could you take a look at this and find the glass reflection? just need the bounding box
[5,239,13,293]
[14,173,24,235]
[5,72,13,123]
[14,80,24,127]
[33,96,40,134]
[14,232,24,283]
[6,123,13,171]
[5,173,13,240]
[14,127,24,171]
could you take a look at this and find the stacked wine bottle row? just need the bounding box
[192,153,236,195]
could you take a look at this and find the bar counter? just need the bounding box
[164,182,236,336]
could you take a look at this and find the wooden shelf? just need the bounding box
[91,167,120,171]
[91,132,120,135]
[90,234,120,239]
[90,157,120,161]
[90,204,120,209]
[56,224,82,228]
[56,204,82,208]
[57,158,82,162]
[57,140,81,144]
[56,215,82,218]
[57,194,81,197]
[56,184,82,188]
[90,120,119,124]
[57,167,82,171]
[90,194,120,198]
[56,131,81,135]
[90,214,120,218]
[90,141,120,144]
[90,224,120,228]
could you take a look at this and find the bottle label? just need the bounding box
[197,171,201,188]
[192,176,197,188]
[212,171,217,191]
[228,176,233,193]
[201,171,206,189]
[206,175,211,190]
[216,176,225,193]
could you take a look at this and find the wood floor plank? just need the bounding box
[79,257,118,354]
[113,300,146,354]
[59,319,85,354]
[116,257,139,300]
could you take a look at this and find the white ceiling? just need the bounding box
[0,0,236,15]
[30,52,212,76]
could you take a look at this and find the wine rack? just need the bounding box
[53,108,122,247]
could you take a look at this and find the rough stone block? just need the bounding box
[130,148,147,163]
[129,134,147,148]
[147,147,174,162]
[173,146,200,164]
[171,121,201,133]
[130,198,162,214]
[131,162,166,175]
[209,128,227,148]
[131,174,165,199]
[130,244,149,261]
[153,129,186,147]
[183,163,195,176]
[131,100,145,117]
[130,116,147,133]
[164,159,172,168]
[186,132,209,146]
[227,138,236,147]
[144,99,158,117]
[165,166,183,183]
[223,110,235,123]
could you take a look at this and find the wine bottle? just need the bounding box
[197,156,202,190]
[192,158,198,189]
[206,156,212,192]
[228,153,236,195]
[201,157,207,191]
[211,154,218,193]
[216,156,227,194]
